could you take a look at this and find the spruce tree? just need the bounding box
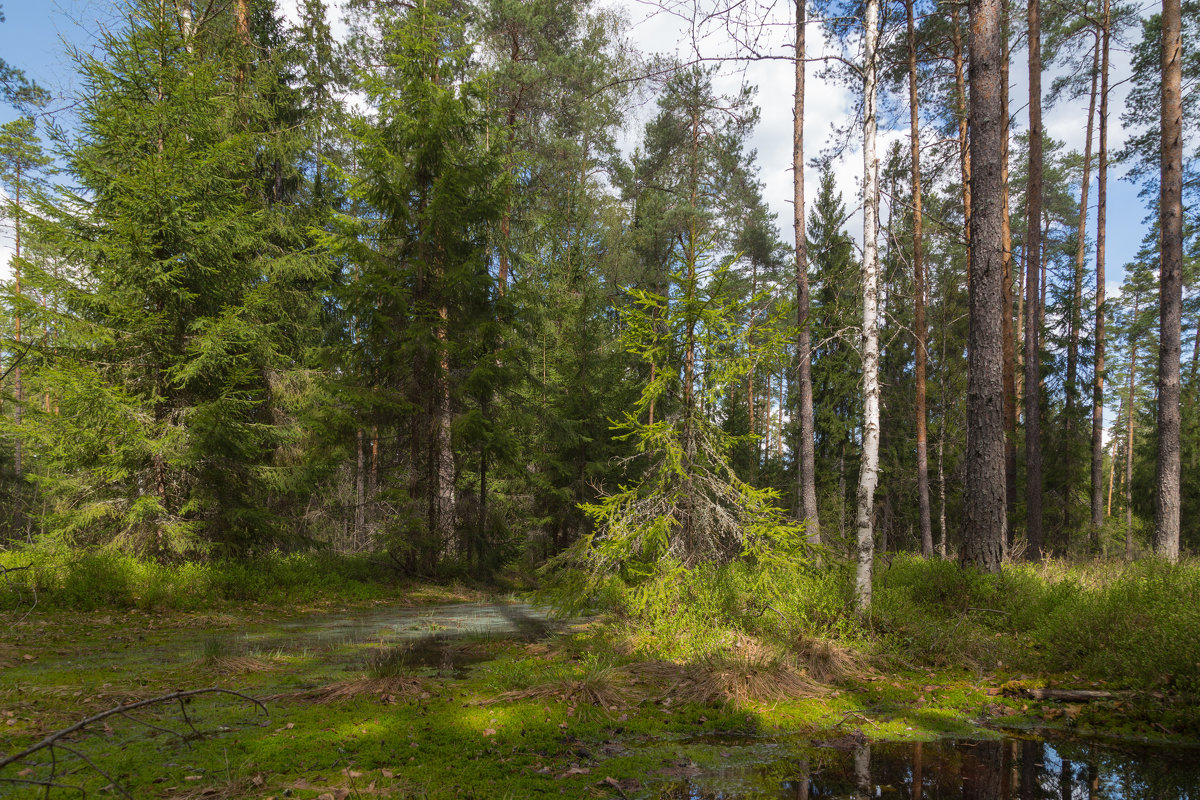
[25,0,307,555]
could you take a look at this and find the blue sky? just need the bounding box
[0,0,1160,443]
[1,0,1157,282]
[0,0,1158,303]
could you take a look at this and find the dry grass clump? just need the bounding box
[627,635,821,706]
[671,655,816,705]
[209,655,276,676]
[793,634,869,684]
[491,663,636,710]
[276,675,426,704]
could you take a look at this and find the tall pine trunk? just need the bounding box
[1125,306,1138,561]
[12,160,22,479]
[794,0,820,544]
[1024,0,1046,560]
[1156,0,1183,562]
[1065,39,1099,551]
[907,0,933,557]
[1091,0,1112,546]
[963,0,1007,572]
[855,0,882,609]
[1000,0,1017,549]
[953,6,971,283]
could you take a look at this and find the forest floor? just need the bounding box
[3,588,1199,799]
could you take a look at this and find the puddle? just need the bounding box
[9,601,564,682]
[653,735,1200,798]
[229,600,556,647]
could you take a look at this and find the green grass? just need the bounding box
[4,551,1200,798]
[0,544,428,611]
[553,555,1200,697]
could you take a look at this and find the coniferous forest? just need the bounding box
[3,0,1200,797]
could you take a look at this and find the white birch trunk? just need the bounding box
[855,0,881,613]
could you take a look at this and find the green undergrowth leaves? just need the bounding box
[872,555,1200,691]
[0,545,399,611]
[550,554,1200,696]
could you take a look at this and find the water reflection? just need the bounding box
[659,736,1200,799]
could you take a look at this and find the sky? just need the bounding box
[0,0,1162,444]
[0,0,1156,286]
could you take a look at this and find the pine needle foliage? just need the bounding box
[570,248,808,586]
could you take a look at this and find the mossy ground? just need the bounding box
[4,587,1197,799]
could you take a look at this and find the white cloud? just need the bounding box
[278,0,1150,274]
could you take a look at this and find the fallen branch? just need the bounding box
[1021,688,1114,702]
[0,687,268,798]
[1,687,266,771]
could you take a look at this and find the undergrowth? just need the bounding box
[0,544,400,610]
[557,555,1200,694]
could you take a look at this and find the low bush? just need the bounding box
[873,554,1200,691]
[0,544,396,610]
[565,552,1200,693]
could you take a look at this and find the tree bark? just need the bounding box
[1106,429,1117,517]
[1091,0,1111,547]
[1066,39,1100,550]
[963,0,1008,573]
[1024,0,1045,561]
[1000,0,1017,550]
[907,0,933,558]
[12,158,22,479]
[1126,293,1139,561]
[856,0,882,609]
[953,7,971,285]
[1156,0,1183,562]
[355,428,366,548]
[794,0,821,543]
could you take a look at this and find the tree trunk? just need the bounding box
[840,442,847,541]
[1156,0,1183,562]
[907,0,933,558]
[777,370,785,461]
[355,428,366,548]
[953,7,971,284]
[1091,1,1111,547]
[1024,0,1046,561]
[855,0,882,610]
[1000,0,1017,549]
[1126,293,1140,561]
[1106,429,1117,517]
[963,0,1008,573]
[12,161,22,479]
[912,741,923,800]
[436,309,456,558]
[938,416,948,557]
[1065,41,1099,550]
[794,0,820,543]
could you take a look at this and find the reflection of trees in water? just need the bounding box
[961,740,1005,799]
[854,743,871,799]
[659,736,1200,799]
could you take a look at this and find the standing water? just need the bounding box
[656,736,1200,798]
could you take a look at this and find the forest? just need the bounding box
[1,0,1200,797]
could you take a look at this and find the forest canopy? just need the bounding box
[0,0,1196,591]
